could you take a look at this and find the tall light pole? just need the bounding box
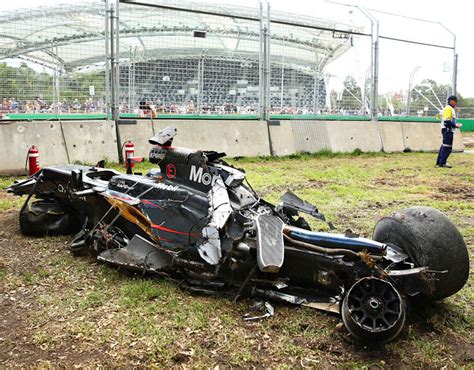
[406,65,420,116]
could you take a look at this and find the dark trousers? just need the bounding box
[436,128,453,165]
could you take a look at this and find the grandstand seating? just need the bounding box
[119,58,326,113]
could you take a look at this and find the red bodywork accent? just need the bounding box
[155,236,173,243]
[166,164,176,179]
[151,223,200,237]
[141,199,163,209]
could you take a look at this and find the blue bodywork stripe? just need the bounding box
[289,229,385,253]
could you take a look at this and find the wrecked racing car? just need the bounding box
[8,126,470,343]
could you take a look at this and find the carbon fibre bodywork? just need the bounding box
[8,127,469,343]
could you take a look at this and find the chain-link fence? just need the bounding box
[372,10,455,118]
[0,0,470,119]
[117,1,263,116]
[0,3,107,115]
[267,10,359,116]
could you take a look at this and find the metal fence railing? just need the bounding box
[117,1,264,116]
[0,2,107,114]
[0,0,469,120]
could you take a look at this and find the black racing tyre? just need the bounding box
[20,199,81,237]
[373,206,469,301]
[341,277,406,343]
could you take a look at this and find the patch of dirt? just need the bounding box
[335,200,405,234]
[444,336,474,365]
[306,179,331,188]
[0,186,472,367]
[432,184,474,201]
[372,172,419,188]
[0,210,109,367]
[461,132,474,148]
[372,178,402,187]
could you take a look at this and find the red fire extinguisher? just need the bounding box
[27,145,40,176]
[124,140,135,169]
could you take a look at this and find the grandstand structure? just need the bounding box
[0,0,359,116]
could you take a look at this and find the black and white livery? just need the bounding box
[8,126,470,343]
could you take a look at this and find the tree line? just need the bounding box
[0,62,105,104]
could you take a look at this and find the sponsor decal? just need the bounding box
[149,148,167,164]
[154,183,180,192]
[189,165,219,186]
[114,180,133,191]
[166,164,176,179]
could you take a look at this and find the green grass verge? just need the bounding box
[1,151,472,367]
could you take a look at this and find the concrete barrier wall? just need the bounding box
[453,132,464,151]
[61,121,118,164]
[402,122,439,152]
[138,120,271,158]
[267,121,297,156]
[118,120,155,158]
[378,121,405,153]
[401,122,464,152]
[291,121,332,152]
[269,120,385,154]
[326,121,383,152]
[268,120,464,155]
[0,121,67,172]
[0,119,465,173]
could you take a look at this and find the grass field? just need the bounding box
[0,151,472,367]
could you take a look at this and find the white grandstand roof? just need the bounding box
[0,0,359,73]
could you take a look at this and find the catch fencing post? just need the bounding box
[259,1,270,121]
[108,0,123,163]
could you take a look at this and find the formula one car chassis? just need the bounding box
[8,126,470,343]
